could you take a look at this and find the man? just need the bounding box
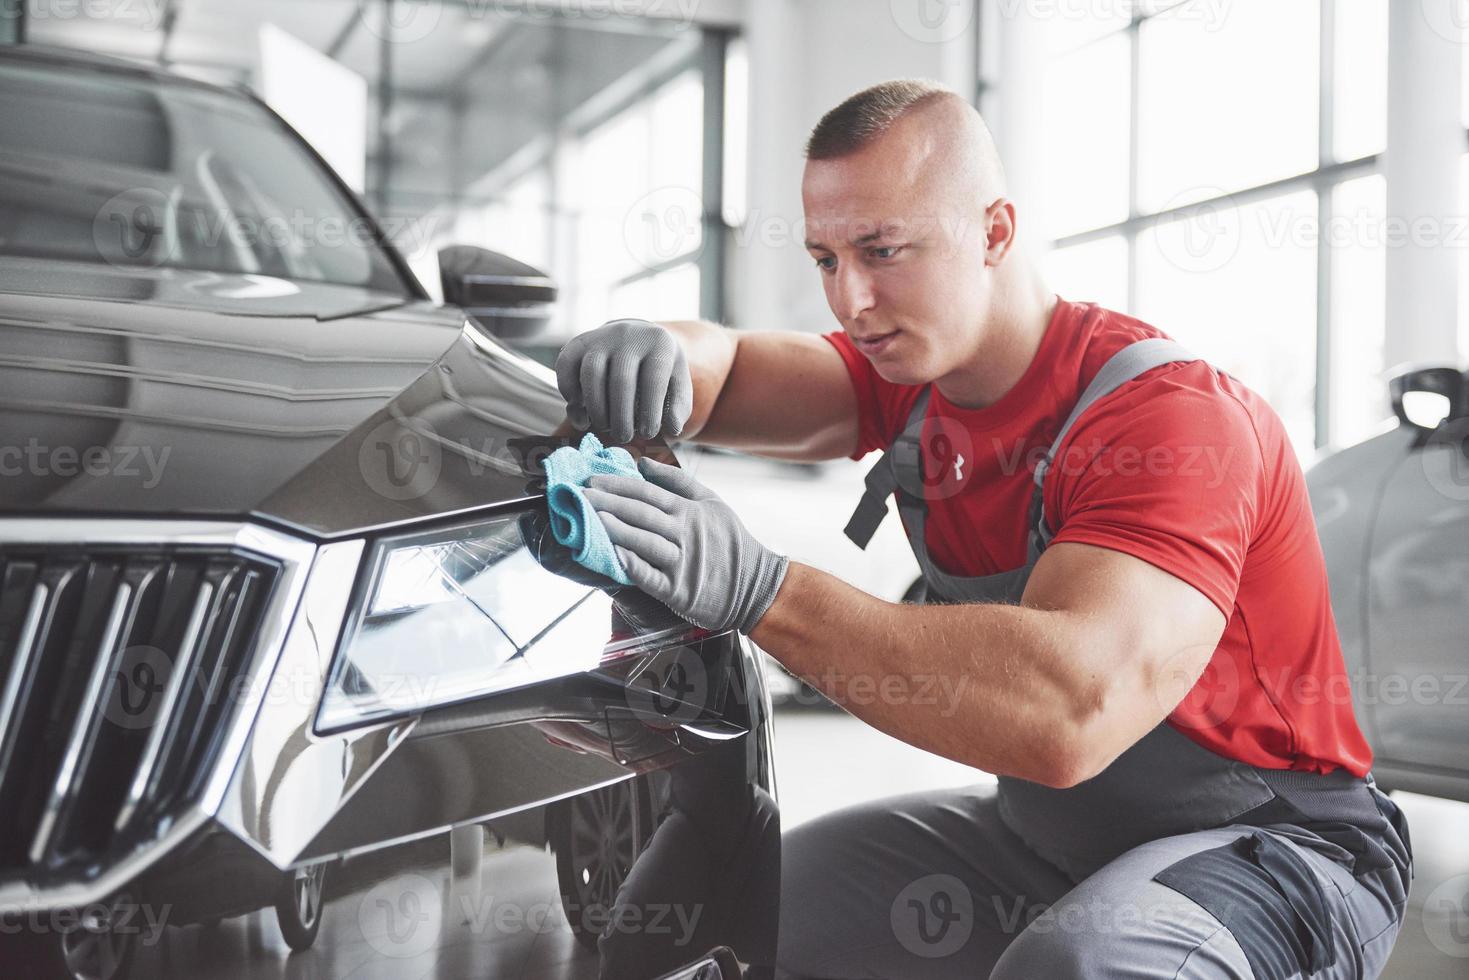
[558,80,1412,978]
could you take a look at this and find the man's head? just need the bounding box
[802,80,1019,388]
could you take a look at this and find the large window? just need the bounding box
[396,23,733,343]
[1042,0,1390,458]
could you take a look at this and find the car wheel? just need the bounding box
[274,863,327,952]
[551,780,654,951]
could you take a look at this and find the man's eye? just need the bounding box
[871,246,902,260]
[815,256,837,271]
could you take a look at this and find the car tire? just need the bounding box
[274,863,327,953]
[550,779,655,951]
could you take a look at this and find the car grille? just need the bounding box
[0,545,279,879]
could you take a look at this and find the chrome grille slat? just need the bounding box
[114,579,214,831]
[0,579,49,778]
[29,578,136,865]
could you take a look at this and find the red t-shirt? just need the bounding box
[824,297,1373,777]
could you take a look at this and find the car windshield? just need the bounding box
[0,59,411,296]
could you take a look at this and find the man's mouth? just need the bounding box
[854,330,899,356]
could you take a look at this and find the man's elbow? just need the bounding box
[1030,681,1121,789]
[1031,738,1110,789]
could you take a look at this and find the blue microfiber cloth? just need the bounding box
[541,433,643,585]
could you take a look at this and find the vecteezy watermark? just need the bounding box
[1153,643,1242,732]
[0,439,171,489]
[991,0,1232,31]
[90,189,444,271]
[358,0,704,44]
[625,190,983,270]
[357,873,704,957]
[994,892,1250,937]
[623,186,707,272]
[1422,418,1469,503]
[1423,873,1469,958]
[359,873,443,958]
[1153,641,1469,732]
[991,436,1239,491]
[0,898,172,948]
[359,416,445,502]
[1150,187,1243,275]
[1153,187,1469,275]
[891,874,974,958]
[2,0,168,30]
[890,414,978,504]
[1420,0,1469,45]
[624,646,711,727]
[889,0,974,44]
[784,668,972,716]
[104,645,175,731]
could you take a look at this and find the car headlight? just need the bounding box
[316,514,611,732]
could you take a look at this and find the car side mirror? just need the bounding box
[438,245,557,341]
[1389,366,1466,433]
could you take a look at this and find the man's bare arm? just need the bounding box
[748,541,1226,786]
[662,320,860,462]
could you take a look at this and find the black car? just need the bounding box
[0,45,779,980]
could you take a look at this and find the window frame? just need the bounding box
[1040,0,1384,451]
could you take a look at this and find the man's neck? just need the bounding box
[934,271,1056,410]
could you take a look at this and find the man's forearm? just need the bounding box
[749,562,1105,786]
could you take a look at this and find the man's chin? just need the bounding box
[871,358,934,388]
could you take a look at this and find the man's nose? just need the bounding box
[832,264,877,321]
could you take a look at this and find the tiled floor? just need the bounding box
[771,706,1469,979]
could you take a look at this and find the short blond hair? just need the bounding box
[805,79,956,160]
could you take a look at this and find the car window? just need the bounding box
[0,60,411,296]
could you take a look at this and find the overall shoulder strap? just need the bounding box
[842,386,932,549]
[1029,337,1199,552]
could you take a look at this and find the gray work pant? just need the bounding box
[776,783,1411,979]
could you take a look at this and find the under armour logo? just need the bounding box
[952,453,965,483]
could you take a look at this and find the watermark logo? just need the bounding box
[1153,644,1240,731]
[1421,419,1469,503]
[992,0,1231,32]
[1151,187,1241,275]
[1421,0,1469,45]
[0,439,172,489]
[1423,873,1469,958]
[104,645,173,731]
[893,415,977,503]
[359,873,443,958]
[890,0,974,44]
[360,0,444,44]
[359,417,444,501]
[10,0,169,30]
[625,647,709,726]
[93,188,174,269]
[891,873,974,958]
[360,0,704,44]
[624,186,705,272]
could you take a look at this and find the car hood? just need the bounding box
[0,269,580,537]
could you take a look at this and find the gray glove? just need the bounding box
[555,319,694,444]
[583,456,789,635]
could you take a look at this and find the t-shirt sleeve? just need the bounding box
[821,330,919,460]
[1045,378,1263,618]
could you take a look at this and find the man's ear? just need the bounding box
[983,198,1019,266]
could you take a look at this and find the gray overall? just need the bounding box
[777,340,1414,979]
